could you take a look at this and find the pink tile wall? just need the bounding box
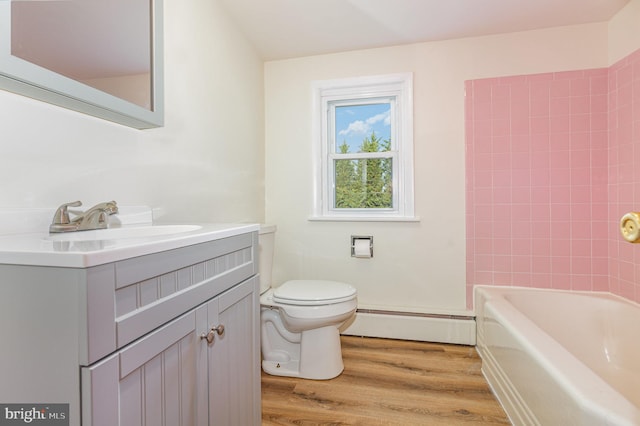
[466,68,610,307]
[467,48,640,307]
[608,48,640,302]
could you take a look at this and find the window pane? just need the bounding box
[334,158,393,208]
[334,103,391,154]
[314,73,414,219]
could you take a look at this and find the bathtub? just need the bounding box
[475,286,640,426]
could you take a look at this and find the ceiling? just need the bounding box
[218,0,631,61]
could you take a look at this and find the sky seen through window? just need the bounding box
[335,103,391,153]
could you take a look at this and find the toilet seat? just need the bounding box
[273,280,357,306]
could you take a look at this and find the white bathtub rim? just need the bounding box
[475,286,639,426]
[473,285,637,310]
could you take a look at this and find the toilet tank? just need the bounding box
[258,224,277,294]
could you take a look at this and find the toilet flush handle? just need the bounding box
[200,324,225,344]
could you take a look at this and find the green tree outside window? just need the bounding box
[335,132,392,208]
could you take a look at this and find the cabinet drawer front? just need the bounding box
[114,233,255,289]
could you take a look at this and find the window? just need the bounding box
[311,73,416,221]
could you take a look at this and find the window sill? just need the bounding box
[308,215,420,223]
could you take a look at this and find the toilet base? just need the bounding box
[262,325,345,380]
[262,359,300,377]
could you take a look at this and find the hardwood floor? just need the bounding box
[262,336,510,425]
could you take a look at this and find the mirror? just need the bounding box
[0,0,163,129]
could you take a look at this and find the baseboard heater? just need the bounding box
[356,308,474,321]
[342,308,477,345]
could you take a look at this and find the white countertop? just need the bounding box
[0,205,259,267]
[0,220,259,268]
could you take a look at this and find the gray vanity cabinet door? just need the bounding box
[207,276,261,425]
[81,276,260,426]
[81,308,207,426]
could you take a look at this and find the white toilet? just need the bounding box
[259,225,357,380]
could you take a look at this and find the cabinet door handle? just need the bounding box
[200,324,225,344]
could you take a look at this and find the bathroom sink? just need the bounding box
[0,205,258,268]
[45,224,202,242]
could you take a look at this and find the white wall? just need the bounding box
[0,0,264,224]
[264,23,609,315]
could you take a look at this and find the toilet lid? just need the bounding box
[273,280,356,306]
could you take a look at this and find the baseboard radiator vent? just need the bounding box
[342,309,477,346]
[356,308,474,321]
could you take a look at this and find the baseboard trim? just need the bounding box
[341,310,477,345]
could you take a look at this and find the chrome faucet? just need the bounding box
[49,200,119,233]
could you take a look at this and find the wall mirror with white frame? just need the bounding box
[0,0,164,129]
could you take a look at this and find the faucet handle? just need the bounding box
[52,201,82,225]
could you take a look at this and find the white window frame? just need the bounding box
[311,73,416,221]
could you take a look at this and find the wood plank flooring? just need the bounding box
[262,336,510,425]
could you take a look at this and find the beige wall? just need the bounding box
[265,23,609,315]
[0,0,264,224]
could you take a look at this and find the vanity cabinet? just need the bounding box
[0,230,260,426]
[82,276,258,425]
